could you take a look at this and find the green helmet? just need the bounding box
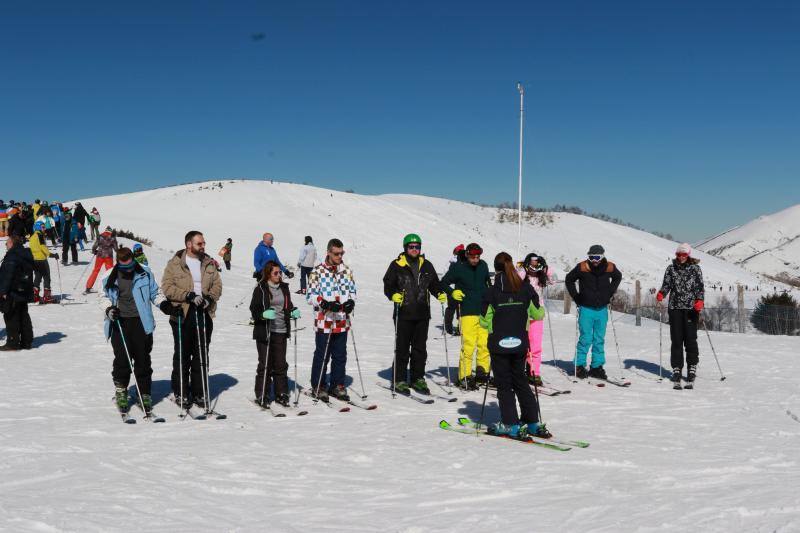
[403,233,422,247]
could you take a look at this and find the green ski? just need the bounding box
[439,420,572,451]
[457,417,589,448]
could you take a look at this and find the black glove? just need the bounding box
[285,270,295,279]
[252,270,260,279]
[106,306,120,321]
[343,299,355,314]
[320,300,342,312]
[51,253,59,260]
[202,296,214,309]
[159,301,182,316]
[185,291,197,303]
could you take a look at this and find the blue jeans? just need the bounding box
[300,266,313,291]
[575,306,607,368]
[311,330,348,390]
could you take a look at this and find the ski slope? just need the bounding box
[1,181,800,532]
[697,203,800,285]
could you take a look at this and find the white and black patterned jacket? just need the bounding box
[659,259,704,310]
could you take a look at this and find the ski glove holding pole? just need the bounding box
[320,300,343,312]
[436,293,448,304]
[186,292,205,307]
[159,301,182,316]
[105,306,120,321]
[342,299,355,314]
[391,293,404,305]
[290,307,301,319]
[262,309,277,320]
[451,289,465,301]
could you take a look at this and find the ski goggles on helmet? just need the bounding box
[588,254,604,262]
[527,263,544,272]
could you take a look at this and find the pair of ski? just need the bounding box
[672,380,694,391]
[575,377,631,388]
[169,394,227,420]
[299,386,378,412]
[115,398,165,424]
[376,382,456,404]
[440,417,589,451]
[251,398,308,417]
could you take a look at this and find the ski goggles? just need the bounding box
[675,252,689,258]
[527,264,544,272]
[406,244,421,250]
[588,254,604,261]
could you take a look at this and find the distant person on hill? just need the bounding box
[565,244,622,381]
[218,238,232,270]
[88,207,101,240]
[132,243,148,265]
[85,226,119,294]
[59,211,80,265]
[253,233,293,279]
[296,236,316,295]
[29,222,58,304]
[656,243,705,388]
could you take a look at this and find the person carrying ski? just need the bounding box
[100,247,168,416]
[382,233,447,395]
[132,243,148,265]
[250,260,301,406]
[440,242,491,390]
[161,231,223,410]
[0,235,35,351]
[253,232,293,279]
[29,222,58,304]
[565,244,622,380]
[85,226,118,293]
[657,243,705,386]
[306,238,356,402]
[218,238,232,270]
[517,253,555,386]
[443,244,465,335]
[479,252,550,439]
[296,236,316,295]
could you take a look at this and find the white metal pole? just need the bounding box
[516,82,524,258]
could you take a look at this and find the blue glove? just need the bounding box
[262,309,277,320]
[290,308,301,320]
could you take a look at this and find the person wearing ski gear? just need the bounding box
[253,233,293,278]
[297,236,317,295]
[517,253,555,386]
[479,252,549,439]
[382,233,447,395]
[441,242,491,390]
[306,238,356,402]
[132,243,148,266]
[218,238,232,270]
[29,222,58,304]
[0,235,35,351]
[59,211,80,265]
[86,227,118,292]
[161,231,223,409]
[657,243,705,385]
[8,208,28,241]
[565,245,622,380]
[35,209,57,247]
[443,244,465,335]
[88,207,101,241]
[250,260,300,406]
[0,203,8,238]
[100,247,166,414]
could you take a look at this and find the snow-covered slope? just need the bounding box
[80,180,787,304]
[697,203,800,285]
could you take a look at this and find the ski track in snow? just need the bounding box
[1,185,799,532]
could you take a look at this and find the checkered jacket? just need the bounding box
[306,261,357,333]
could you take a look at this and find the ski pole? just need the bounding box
[530,360,545,426]
[314,315,333,402]
[608,306,626,380]
[391,302,399,398]
[54,257,64,305]
[544,287,571,384]
[72,258,93,291]
[439,302,454,393]
[260,315,272,406]
[658,303,664,382]
[476,364,492,435]
[573,306,580,381]
[115,319,148,416]
[292,317,300,406]
[700,310,726,381]
[195,307,209,413]
[347,319,368,400]
[178,314,186,417]
[201,308,213,411]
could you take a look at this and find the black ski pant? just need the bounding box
[444,300,460,334]
[255,332,289,399]
[33,260,51,291]
[394,318,429,383]
[668,309,699,370]
[2,300,33,349]
[61,241,77,264]
[46,228,58,246]
[169,307,214,400]
[300,266,312,292]
[492,351,539,426]
[110,317,153,395]
[224,260,231,270]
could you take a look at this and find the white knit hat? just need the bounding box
[676,243,692,255]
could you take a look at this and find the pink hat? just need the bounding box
[676,243,692,255]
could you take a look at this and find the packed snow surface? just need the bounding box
[2,181,799,532]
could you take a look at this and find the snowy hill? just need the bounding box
[79,180,788,305]
[2,180,800,531]
[696,203,800,285]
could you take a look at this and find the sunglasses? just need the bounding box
[407,244,421,250]
[330,251,345,257]
[588,255,603,261]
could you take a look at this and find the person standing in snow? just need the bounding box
[161,231,223,409]
[382,233,447,395]
[296,236,316,295]
[59,211,80,265]
[253,232,294,279]
[0,235,35,351]
[100,247,168,416]
[657,243,705,386]
[250,260,301,406]
[218,238,232,270]
[440,242,491,390]
[565,244,622,380]
[517,253,555,386]
[29,222,58,304]
[132,243,148,265]
[88,207,101,241]
[443,244,465,335]
[85,226,118,294]
[306,238,356,402]
[479,252,550,439]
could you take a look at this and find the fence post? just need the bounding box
[737,284,745,333]
[635,280,641,326]
[564,291,572,315]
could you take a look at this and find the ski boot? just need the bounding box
[589,366,607,380]
[687,365,697,383]
[175,395,192,409]
[194,396,207,409]
[411,378,430,395]
[275,393,290,407]
[115,386,129,411]
[330,384,350,402]
[525,422,553,439]
[42,289,55,304]
[313,386,330,403]
[474,367,491,386]
[575,366,589,379]
[141,394,153,415]
[670,368,682,383]
[255,396,269,407]
[33,287,40,304]
[489,422,527,439]
[394,381,411,394]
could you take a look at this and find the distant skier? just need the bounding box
[253,232,294,279]
[0,235,34,351]
[59,211,80,265]
[218,238,232,270]
[382,233,447,395]
[85,226,119,294]
[441,242,491,390]
[306,238,356,402]
[656,243,705,386]
[29,222,58,304]
[517,253,555,386]
[479,252,550,439]
[132,243,148,265]
[565,244,622,380]
[296,236,316,295]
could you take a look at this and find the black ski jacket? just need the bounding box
[383,253,442,321]
[659,258,704,310]
[0,244,35,303]
[565,258,622,309]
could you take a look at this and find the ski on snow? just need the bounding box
[375,382,434,404]
[438,420,572,451]
[456,417,589,448]
[301,389,350,412]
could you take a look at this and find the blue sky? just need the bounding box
[1,1,798,241]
